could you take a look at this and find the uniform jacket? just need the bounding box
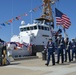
[47,41,55,52]
[71,41,76,49]
[65,41,71,50]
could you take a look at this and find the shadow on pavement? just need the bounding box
[10,62,20,65]
[70,61,76,64]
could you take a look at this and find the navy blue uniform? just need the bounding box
[56,37,64,64]
[71,41,76,61]
[45,41,55,66]
[65,41,71,62]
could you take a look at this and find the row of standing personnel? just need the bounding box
[45,34,76,66]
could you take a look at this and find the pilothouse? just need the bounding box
[11,19,52,45]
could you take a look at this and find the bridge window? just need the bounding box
[27,27,30,30]
[44,27,47,30]
[30,27,33,30]
[20,26,37,31]
[24,27,27,31]
[20,28,24,32]
[34,26,37,29]
[47,27,49,31]
[38,26,41,29]
[42,26,44,30]
[38,25,49,31]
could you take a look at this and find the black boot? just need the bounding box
[45,63,49,66]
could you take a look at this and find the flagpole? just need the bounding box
[54,0,60,29]
[55,8,71,39]
[63,26,68,39]
[11,0,14,37]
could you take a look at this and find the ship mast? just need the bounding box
[41,0,53,22]
[36,0,56,28]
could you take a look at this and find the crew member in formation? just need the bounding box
[71,38,76,61]
[64,37,71,62]
[56,34,64,64]
[45,38,55,66]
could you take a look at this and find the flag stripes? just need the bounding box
[55,8,71,29]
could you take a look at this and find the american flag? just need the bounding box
[55,8,71,29]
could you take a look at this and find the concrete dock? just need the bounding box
[0,57,76,75]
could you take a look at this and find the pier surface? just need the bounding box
[0,57,76,75]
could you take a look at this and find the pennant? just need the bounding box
[18,16,22,19]
[0,3,44,28]
[16,17,19,20]
[9,19,13,23]
[12,18,15,21]
[8,23,11,25]
[5,22,8,24]
[33,8,37,12]
[1,23,5,26]
[24,13,28,16]
[5,22,11,25]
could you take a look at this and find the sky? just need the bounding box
[0,0,76,42]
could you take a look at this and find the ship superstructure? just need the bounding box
[8,0,57,57]
[11,0,56,45]
[11,19,52,45]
